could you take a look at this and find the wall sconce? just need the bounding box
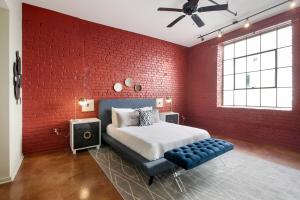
[74,97,87,120]
[166,97,173,112]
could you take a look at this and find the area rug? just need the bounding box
[89,146,300,200]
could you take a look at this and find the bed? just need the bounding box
[99,98,210,185]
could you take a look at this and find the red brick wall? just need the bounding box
[22,4,188,154]
[187,8,300,152]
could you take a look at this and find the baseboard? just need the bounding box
[0,177,12,185]
[10,154,24,181]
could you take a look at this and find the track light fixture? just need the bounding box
[218,30,223,38]
[290,0,296,8]
[244,19,251,28]
[198,0,294,41]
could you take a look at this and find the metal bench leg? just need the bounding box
[148,176,154,186]
[172,169,186,192]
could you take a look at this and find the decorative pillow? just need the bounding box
[116,111,139,127]
[138,109,154,126]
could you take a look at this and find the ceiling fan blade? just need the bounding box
[189,0,200,6]
[167,15,186,28]
[191,14,205,28]
[158,7,183,12]
[198,4,228,12]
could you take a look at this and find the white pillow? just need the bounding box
[152,109,160,123]
[111,107,153,127]
[111,107,133,127]
[117,111,139,127]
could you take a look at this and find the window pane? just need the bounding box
[234,90,246,106]
[261,69,275,87]
[247,71,260,88]
[235,73,246,89]
[261,51,275,70]
[235,40,246,57]
[247,54,260,72]
[223,75,234,90]
[278,67,292,87]
[278,47,292,68]
[223,91,234,106]
[247,89,260,106]
[278,26,292,48]
[224,59,234,75]
[261,88,276,107]
[277,88,292,108]
[224,44,234,60]
[261,31,276,51]
[247,36,260,55]
[235,57,246,73]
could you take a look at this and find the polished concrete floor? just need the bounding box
[1,137,300,200]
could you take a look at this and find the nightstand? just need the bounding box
[159,112,179,124]
[70,118,101,154]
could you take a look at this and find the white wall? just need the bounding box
[0,0,23,184]
[0,6,10,184]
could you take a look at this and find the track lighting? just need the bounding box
[218,30,223,38]
[198,0,294,41]
[290,0,296,9]
[244,19,250,28]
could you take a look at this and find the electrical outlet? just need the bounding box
[82,99,94,112]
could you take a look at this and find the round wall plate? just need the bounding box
[134,84,142,92]
[125,78,133,87]
[114,83,123,92]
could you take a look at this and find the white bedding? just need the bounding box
[107,122,210,160]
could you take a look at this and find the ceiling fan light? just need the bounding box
[290,0,296,9]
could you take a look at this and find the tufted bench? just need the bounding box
[164,138,234,170]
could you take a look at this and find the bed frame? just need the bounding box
[98,98,176,185]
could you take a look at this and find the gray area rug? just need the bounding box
[89,147,300,200]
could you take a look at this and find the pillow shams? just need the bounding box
[117,111,139,127]
[111,107,133,127]
[111,107,153,127]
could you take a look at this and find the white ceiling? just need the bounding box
[22,0,298,47]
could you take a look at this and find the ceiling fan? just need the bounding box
[158,0,229,28]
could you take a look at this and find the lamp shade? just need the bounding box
[78,97,88,106]
[166,97,172,104]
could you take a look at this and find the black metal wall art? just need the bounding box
[13,51,22,104]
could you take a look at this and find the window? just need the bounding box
[222,25,293,109]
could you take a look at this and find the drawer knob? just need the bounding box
[83,131,92,140]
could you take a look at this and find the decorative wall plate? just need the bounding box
[125,78,133,87]
[134,84,142,92]
[114,83,123,92]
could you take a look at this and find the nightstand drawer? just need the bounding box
[160,112,179,124]
[165,114,179,124]
[73,122,99,149]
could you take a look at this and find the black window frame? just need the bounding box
[222,24,293,109]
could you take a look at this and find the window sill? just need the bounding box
[219,106,292,111]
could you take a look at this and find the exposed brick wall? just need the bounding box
[22,4,188,154]
[187,8,300,152]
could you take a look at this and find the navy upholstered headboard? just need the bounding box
[99,98,156,133]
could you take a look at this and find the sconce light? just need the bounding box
[78,97,88,106]
[166,97,173,112]
[74,97,87,120]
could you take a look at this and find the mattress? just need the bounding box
[106,122,210,161]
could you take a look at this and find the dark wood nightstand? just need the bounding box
[70,118,101,154]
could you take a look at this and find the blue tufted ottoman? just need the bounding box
[164,138,234,170]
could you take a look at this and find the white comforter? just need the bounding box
[107,121,210,160]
